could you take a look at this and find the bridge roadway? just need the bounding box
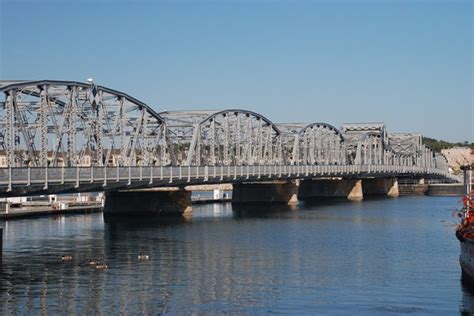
[0,164,454,197]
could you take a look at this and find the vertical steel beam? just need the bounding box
[196,126,201,166]
[302,132,308,165]
[67,86,77,166]
[5,92,15,167]
[210,119,216,165]
[291,134,299,165]
[128,108,145,166]
[236,113,241,165]
[257,119,262,164]
[185,123,200,166]
[246,115,252,164]
[39,85,49,167]
[263,125,271,164]
[96,90,104,166]
[224,114,229,165]
[119,97,126,166]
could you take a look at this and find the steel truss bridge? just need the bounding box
[0,80,456,197]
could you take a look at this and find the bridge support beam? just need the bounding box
[363,178,399,197]
[103,189,192,217]
[232,181,298,205]
[298,179,363,201]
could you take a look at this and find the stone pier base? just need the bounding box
[104,189,192,217]
[363,178,399,197]
[426,183,463,196]
[232,181,298,205]
[298,179,363,201]
[398,184,428,196]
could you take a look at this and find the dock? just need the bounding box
[0,204,103,220]
[0,190,232,220]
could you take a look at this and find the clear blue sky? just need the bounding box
[1,0,472,142]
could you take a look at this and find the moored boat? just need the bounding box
[456,164,474,285]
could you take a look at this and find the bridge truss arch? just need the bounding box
[165,109,283,166]
[0,80,168,168]
[353,132,427,167]
[351,131,448,169]
[353,132,383,165]
[292,122,346,165]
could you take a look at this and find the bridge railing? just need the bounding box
[0,164,457,196]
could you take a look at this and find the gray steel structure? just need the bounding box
[0,80,456,197]
[277,123,346,165]
[159,110,281,166]
[0,80,167,168]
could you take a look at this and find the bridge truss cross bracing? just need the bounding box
[0,80,456,196]
[0,80,168,168]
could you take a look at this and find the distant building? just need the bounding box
[0,150,6,167]
[109,149,122,167]
[47,152,65,167]
[441,147,472,169]
[78,153,91,167]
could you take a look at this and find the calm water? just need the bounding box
[1,196,473,315]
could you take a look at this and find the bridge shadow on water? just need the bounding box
[101,195,398,227]
[299,197,359,207]
[102,198,363,224]
[103,214,190,227]
[231,197,361,219]
[231,203,299,219]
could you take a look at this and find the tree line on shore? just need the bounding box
[423,137,474,152]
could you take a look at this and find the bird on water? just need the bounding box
[138,253,150,261]
[61,255,73,261]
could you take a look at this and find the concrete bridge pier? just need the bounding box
[232,181,298,205]
[103,189,192,217]
[298,179,364,201]
[362,178,399,197]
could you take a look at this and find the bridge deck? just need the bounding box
[0,164,456,197]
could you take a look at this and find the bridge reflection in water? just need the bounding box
[1,197,472,314]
